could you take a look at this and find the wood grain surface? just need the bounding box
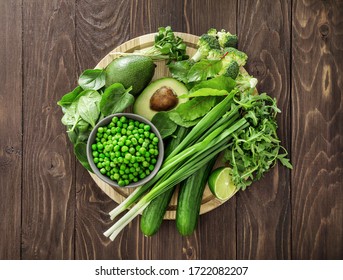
[291,0,343,259]
[237,0,292,260]
[0,0,342,260]
[0,0,22,260]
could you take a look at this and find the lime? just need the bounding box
[208,167,238,200]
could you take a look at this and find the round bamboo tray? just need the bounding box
[90,32,229,219]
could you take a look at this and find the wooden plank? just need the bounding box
[74,0,132,260]
[183,0,238,260]
[129,0,185,260]
[21,0,76,259]
[0,0,22,260]
[291,0,343,259]
[237,0,292,259]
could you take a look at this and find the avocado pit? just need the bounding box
[150,86,178,111]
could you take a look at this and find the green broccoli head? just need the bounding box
[191,33,221,62]
[223,47,248,66]
[207,28,217,37]
[207,49,224,60]
[224,60,239,80]
[217,29,238,48]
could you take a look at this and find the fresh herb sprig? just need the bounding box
[111,26,189,63]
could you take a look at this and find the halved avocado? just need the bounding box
[133,78,188,120]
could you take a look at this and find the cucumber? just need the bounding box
[176,157,216,236]
[140,126,190,236]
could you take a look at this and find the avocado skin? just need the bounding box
[105,55,155,96]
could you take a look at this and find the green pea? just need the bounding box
[98,127,104,133]
[100,168,106,174]
[97,143,104,150]
[92,144,97,151]
[148,165,155,171]
[121,146,128,152]
[92,151,99,157]
[93,157,99,164]
[112,116,119,123]
[144,125,151,131]
[118,180,125,187]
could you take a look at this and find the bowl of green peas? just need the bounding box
[87,113,164,188]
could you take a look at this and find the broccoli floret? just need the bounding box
[223,47,248,66]
[217,29,238,48]
[191,34,221,62]
[236,73,258,93]
[224,60,239,79]
[207,49,224,60]
[207,28,217,37]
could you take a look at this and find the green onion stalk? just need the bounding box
[108,91,238,220]
[104,92,251,240]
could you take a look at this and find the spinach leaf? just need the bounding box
[100,83,134,116]
[151,112,178,139]
[168,111,200,128]
[74,142,92,171]
[78,69,106,90]
[77,95,101,127]
[187,59,222,82]
[57,86,83,106]
[189,75,235,94]
[173,96,217,121]
[180,88,228,98]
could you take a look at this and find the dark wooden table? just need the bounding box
[1,0,342,260]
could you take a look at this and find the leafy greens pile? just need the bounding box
[58,70,135,170]
[103,28,292,241]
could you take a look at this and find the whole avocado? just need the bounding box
[105,55,155,96]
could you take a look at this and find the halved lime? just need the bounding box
[208,167,238,200]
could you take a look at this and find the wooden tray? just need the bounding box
[90,32,227,220]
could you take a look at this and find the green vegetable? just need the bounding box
[140,186,174,236]
[187,59,222,82]
[57,86,83,106]
[77,94,101,128]
[182,88,228,98]
[110,26,189,63]
[99,83,134,116]
[167,112,201,128]
[151,112,178,139]
[224,60,239,80]
[78,69,106,91]
[168,60,193,83]
[133,77,189,121]
[176,157,216,236]
[191,33,221,62]
[105,55,155,96]
[90,115,160,187]
[189,75,235,94]
[171,96,218,122]
[217,29,238,48]
[74,142,92,171]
